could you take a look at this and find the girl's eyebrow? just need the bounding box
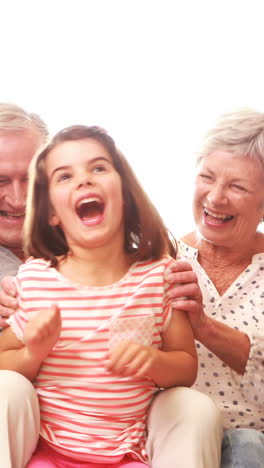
[51,165,70,179]
[50,156,112,178]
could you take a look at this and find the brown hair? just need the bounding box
[24,125,177,265]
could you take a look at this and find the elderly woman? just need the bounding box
[166,109,264,467]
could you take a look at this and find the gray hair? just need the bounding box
[0,102,49,141]
[199,109,264,170]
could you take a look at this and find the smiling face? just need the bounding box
[0,127,43,256]
[193,150,264,249]
[46,138,125,253]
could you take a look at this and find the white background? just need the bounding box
[1,0,264,237]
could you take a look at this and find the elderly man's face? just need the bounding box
[0,128,43,257]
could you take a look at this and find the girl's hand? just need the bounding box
[106,340,159,379]
[24,304,62,362]
[0,276,18,327]
[165,261,206,334]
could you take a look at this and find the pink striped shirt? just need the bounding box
[9,256,174,463]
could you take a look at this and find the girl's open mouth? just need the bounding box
[76,198,105,225]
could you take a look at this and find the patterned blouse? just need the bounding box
[178,240,264,431]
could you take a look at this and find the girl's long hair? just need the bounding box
[24,125,177,265]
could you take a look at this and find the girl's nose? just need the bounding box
[77,173,94,188]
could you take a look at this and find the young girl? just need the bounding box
[0,126,197,467]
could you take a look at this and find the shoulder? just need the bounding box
[131,257,175,283]
[0,246,22,266]
[0,247,22,283]
[13,259,53,298]
[137,256,174,271]
[17,258,51,276]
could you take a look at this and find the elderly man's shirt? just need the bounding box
[178,240,264,431]
[0,246,21,289]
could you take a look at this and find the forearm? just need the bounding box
[0,347,42,381]
[196,316,250,375]
[240,331,264,405]
[148,349,198,388]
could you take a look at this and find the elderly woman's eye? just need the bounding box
[232,184,246,191]
[200,174,212,181]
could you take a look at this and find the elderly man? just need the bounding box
[0,103,48,281]
[0,103,48,468]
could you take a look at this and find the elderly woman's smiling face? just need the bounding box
[193,150,264,249]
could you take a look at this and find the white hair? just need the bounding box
[0,102,49,141]
[199,108,264,170]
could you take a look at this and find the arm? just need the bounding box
[241,329,264,406]
[107,309,198,388]
[165,261,250,374]
[195,316,250,375]
[150,307,198,387]
[0,305,62,381]
[0,327,42,380]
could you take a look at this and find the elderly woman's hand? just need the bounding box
[0,276,18,328]
[165,261,206,336]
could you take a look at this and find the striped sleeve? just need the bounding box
[7,274,31,342]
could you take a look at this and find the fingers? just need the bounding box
[106,341,155,378]
[167,282,202,301]
[1,276,17,297]
[25,304,62,344]
[49,304,62,325]
[0,287,18,328]
[0,316,9,328]
[168,261,194,273]
[107,341,136,374]
[170,298,206,334]
[0,292,17,313]
[38,304,62,337]
[166,266,198,286]
[170,298,202,312]
[24,304,62,362]
[0,306,17,322]
[0,275,18,320]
